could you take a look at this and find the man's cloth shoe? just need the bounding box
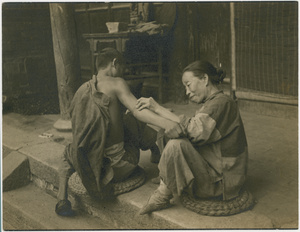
[55,199,75,216]
[139,190,173,215]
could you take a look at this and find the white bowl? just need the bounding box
[106,22,128,33]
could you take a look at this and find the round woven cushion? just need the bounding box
[180,190,255,216]
[68,166,146,196]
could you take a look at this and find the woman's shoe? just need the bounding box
[139,190,173,215]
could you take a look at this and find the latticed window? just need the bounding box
[235,2,298,97]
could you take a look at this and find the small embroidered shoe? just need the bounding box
[139,190,173,215]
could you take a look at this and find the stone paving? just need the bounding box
[2,102,298,229]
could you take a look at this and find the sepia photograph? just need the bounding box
[2,1,298,230]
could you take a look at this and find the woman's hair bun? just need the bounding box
[183,60,226,85]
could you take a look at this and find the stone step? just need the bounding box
[3,151,30,191]
[3,183,113,230]
[2,113,275,229]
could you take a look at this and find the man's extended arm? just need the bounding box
[136,97,180,123]
[115,78,182,138]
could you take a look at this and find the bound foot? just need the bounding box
[139,190,173,215]
[55,199,75,217]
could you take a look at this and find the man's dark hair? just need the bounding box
[95,47,124,71]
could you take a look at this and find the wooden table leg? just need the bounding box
[158,44,163,103]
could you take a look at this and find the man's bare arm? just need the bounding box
[114,78,182,137]
[136,97,180,123]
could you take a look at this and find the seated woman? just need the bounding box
[136,60,248,214]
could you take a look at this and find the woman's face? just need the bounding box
[182,71,208,103]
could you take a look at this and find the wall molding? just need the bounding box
[236,89,298,106]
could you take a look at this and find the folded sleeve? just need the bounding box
[178,113,220,145]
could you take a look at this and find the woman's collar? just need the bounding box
[204,90,223,102]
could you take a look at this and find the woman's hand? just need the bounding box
[164,121,183,139]
[136,97,159,113]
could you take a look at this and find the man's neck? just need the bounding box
[96,70,111,80]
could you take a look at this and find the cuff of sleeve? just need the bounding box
[178,114,190,134]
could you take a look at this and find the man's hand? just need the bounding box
[164,121,183,139]
[136,97,159,113]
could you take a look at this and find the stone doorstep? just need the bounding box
[18,142,191,229]
[31,172,181,229]
[28,154,275,229]
[3,126,275,229]
[69,191,180,229]
[3,196,47,230]
[13,139,182,228]
[30,171,275,229]
[3,183,113,230]
[2,126,181,228]
[3,151,31,192]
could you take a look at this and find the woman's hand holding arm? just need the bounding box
[136,97,159,112]
[136,97,180,123]
[115,79,182,138]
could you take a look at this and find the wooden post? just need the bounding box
[49,3,81,131]
[230,2,237,100]
[157,43,163,103]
